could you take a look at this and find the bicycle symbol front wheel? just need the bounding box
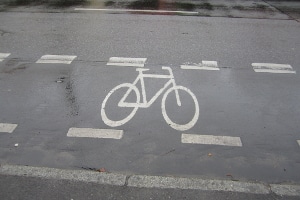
[101,83,140,127]
[161,86,199,131]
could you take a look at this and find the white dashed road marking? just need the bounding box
[252,63,296,74]
[181,134,242,147]
[36,55,77,64]
[297,140,300,146]
[67,127,123,139]
[0,53,11,62]
[107,57,147,67]
[0,123,18,133]
[181,61,219,70]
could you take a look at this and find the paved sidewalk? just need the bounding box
[85,0,300,20]
[266,0,300,21]
[1,0,300,20]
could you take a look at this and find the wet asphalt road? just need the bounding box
[0,11,300,184]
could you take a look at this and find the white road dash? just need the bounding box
[252,63,296,74]
[297,140,300,146]
[181,61,219,70]
[0,123,18,133]
[107,57,147,67]
[181,134,242,147]
[0,53,11,62]
[36,55,77,64]
[75,8,198,15]
[67,128,123,139]
[253,69,296,74]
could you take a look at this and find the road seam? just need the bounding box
[0,164,299,196]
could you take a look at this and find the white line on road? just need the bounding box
[181,61,219,70]
[181,134,242,147]
[75,8,198,15]
[0,53,11,62]
[0,123,18,133]
[107,57,147,67]
[252,63,296,74]
[297,140,300,146]
[67,127,123,139]
[36,55,77,64]
[253,69,296,74]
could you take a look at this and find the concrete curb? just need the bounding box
[128,175,269,194]
[0,164,126,186]
[1,164,300,196]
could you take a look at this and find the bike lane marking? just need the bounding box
[107,57,147,67]
[0,123,18,133]
[101,67,199,131]
[252,63,296,74]
[161,86,199,131]
[181,61,219,70]
[36,55,77,64]
[181,134,242,147]
[0,53,11,62]
[67,127,123,139]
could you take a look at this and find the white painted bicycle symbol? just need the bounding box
[101,66,199,131]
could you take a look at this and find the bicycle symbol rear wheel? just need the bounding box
[161,86,199,131]
[101,83,140,127]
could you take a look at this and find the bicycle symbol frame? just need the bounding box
[101,66,199,131]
